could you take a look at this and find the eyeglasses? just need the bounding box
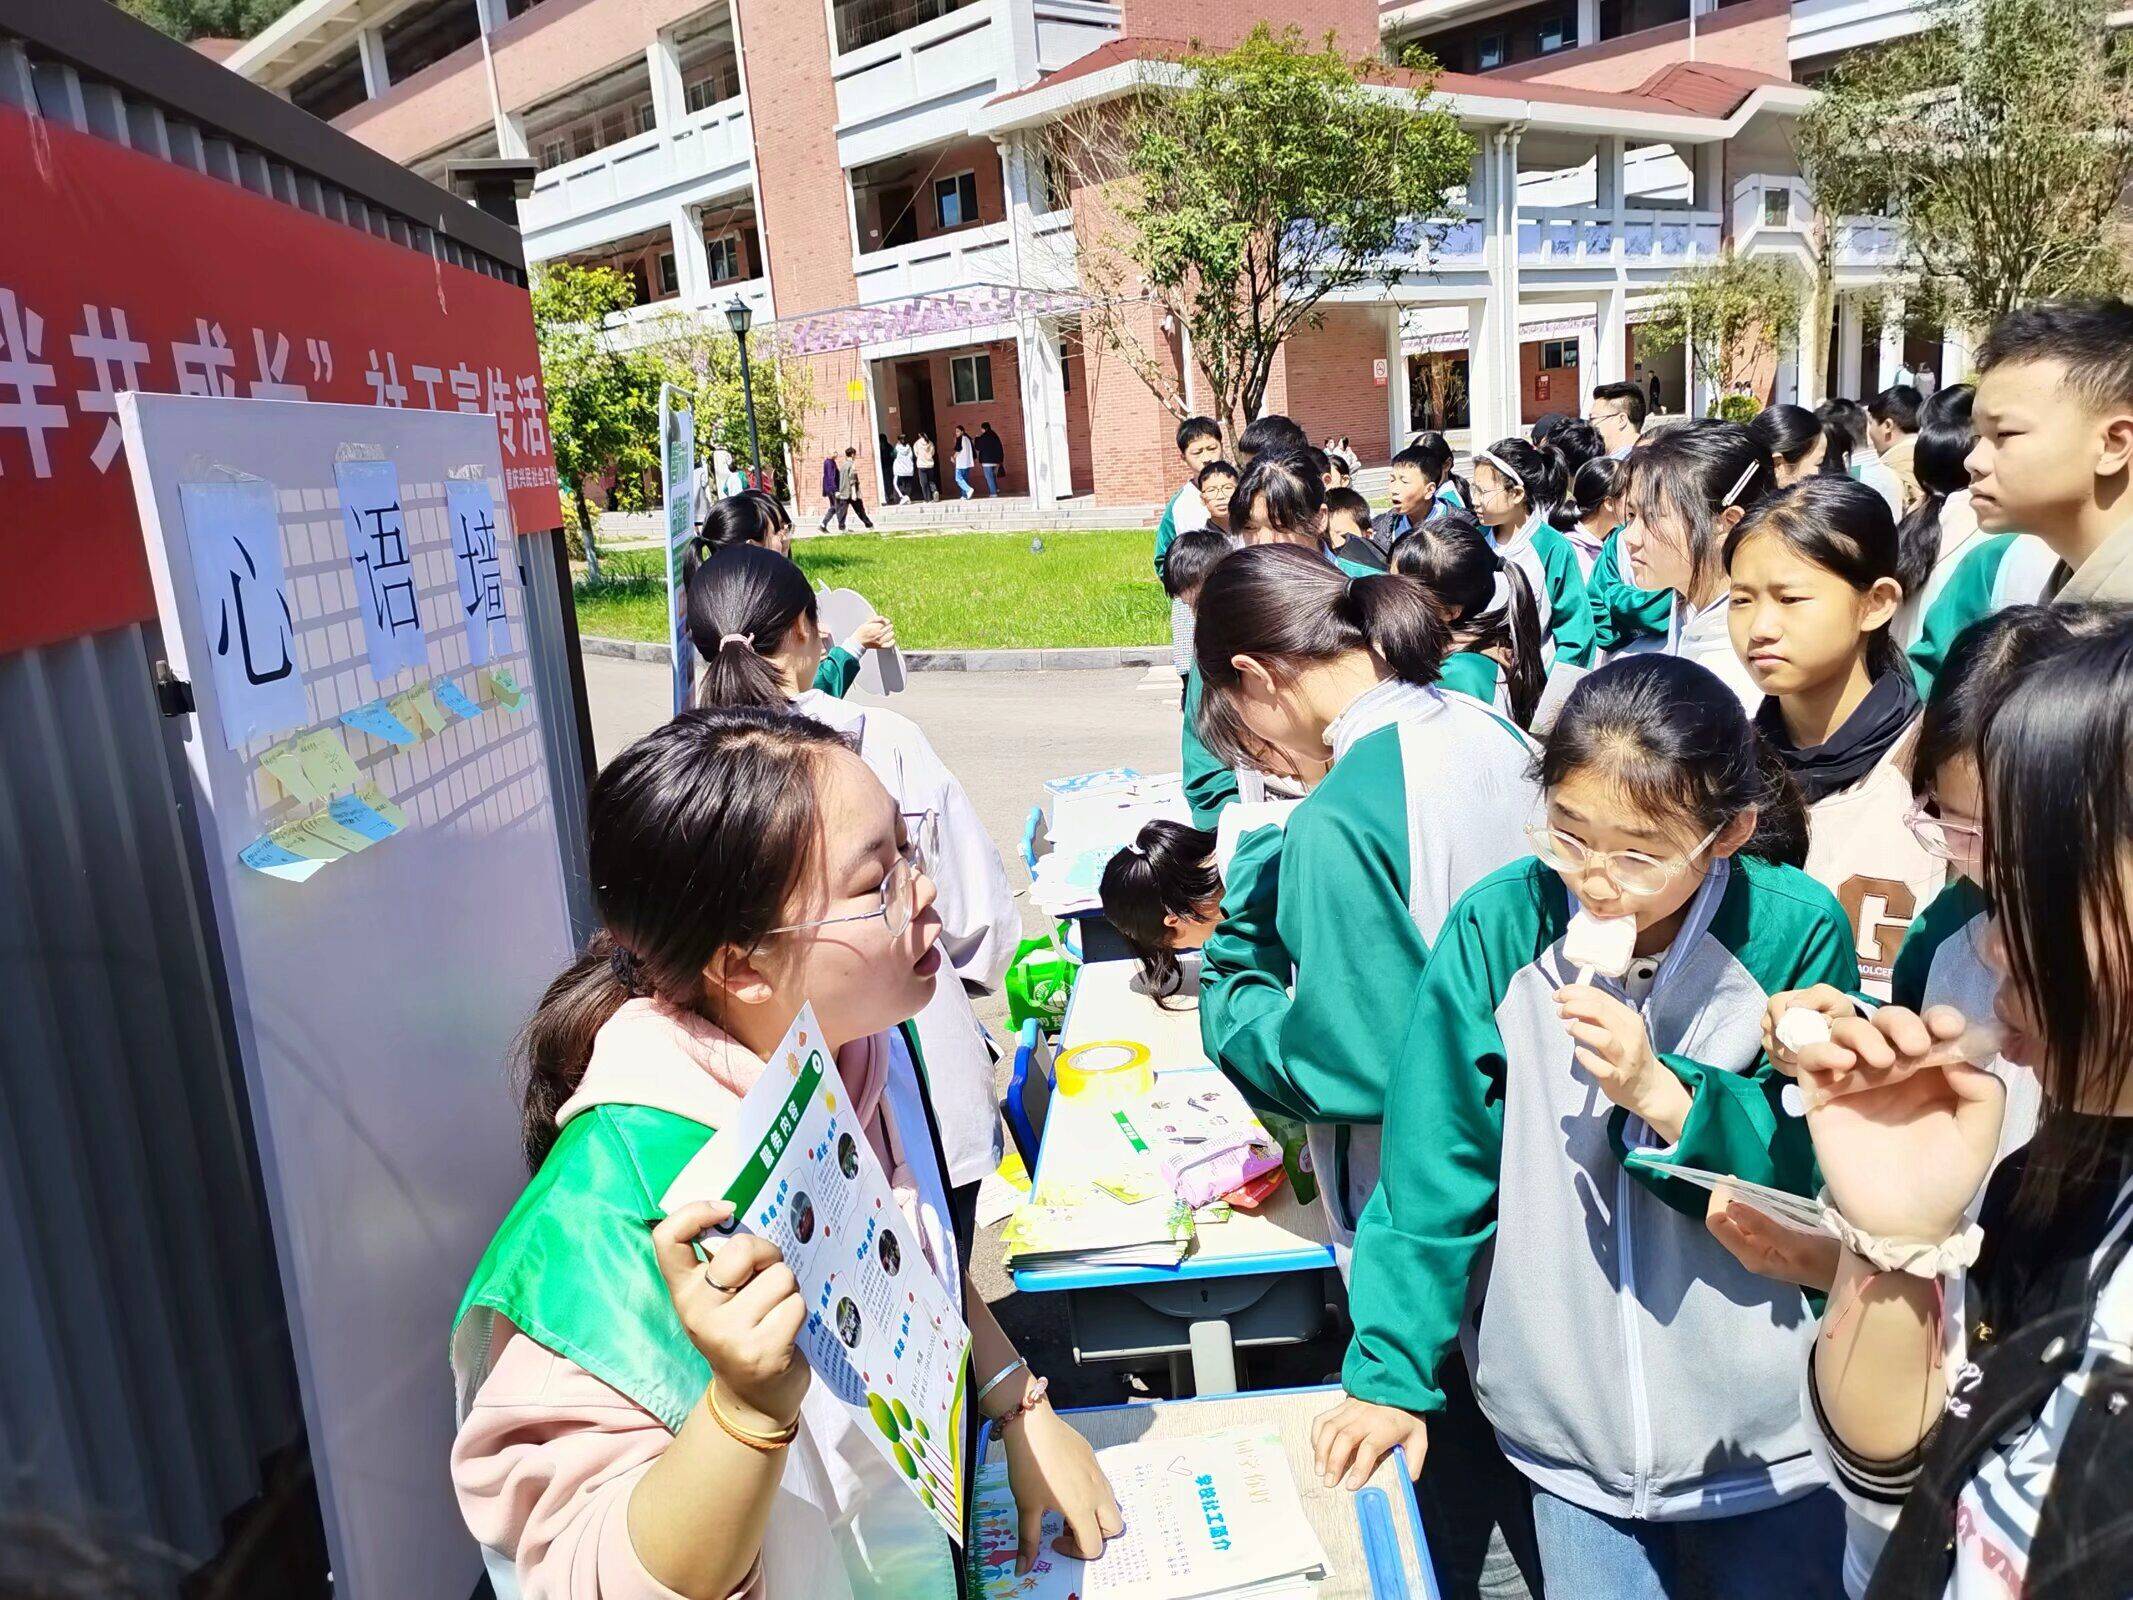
[766,842,927,938]
[1903,799,1983,861]
[1525,822,1723,896]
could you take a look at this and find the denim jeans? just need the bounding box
[1529,1486,1846,1600]
[955,466,973,497]
[981,462,1000,495]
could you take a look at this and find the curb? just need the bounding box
[579,636,1168,673]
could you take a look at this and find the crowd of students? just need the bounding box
[446,297,2133,1600]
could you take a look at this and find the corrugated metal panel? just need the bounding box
[0,23,590,1584]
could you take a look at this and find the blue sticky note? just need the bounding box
[240,835,330,882]
[432,679,482,721]
[341,697,418,746]
[329,790,402,844]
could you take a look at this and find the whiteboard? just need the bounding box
[117,394,576,1599]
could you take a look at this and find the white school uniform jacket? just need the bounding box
[1798,722,1948,1002]
[1615,591,1764,715]
[795,689,1018,1186]
[1198,678,1543,1261]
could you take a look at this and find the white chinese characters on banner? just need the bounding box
[335,458,432,681]
[446,478,513,667]
[177,479,311,748]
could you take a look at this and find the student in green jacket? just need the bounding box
[1193,542,1547,1600]
[1179,452,1377,829]
[1469,435,1597,667]
[1330,653,1857,1600]
[1387,508,1547,727]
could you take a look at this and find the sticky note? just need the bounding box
[330,788,403,844]
[354,781,408,830]
[269,819,345,862]
[292,729,361,794]
[240,835,329,882]
[387,689,435,741]
[259,739,324,803]
[299,810,375,855]
[488,666,525,711]
[432,680,481,721]
[341,698,418,746]
[410,685,451,734]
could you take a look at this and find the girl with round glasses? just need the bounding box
[1332,653,1860,1600]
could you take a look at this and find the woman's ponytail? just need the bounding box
[694,629,790,713]
[1098,820,1220,1008]
[1746,735,1811,868]
[686,543,822,713]
[1499,560,1545,728]
[1387,510,1539,725]
[517,931,636,1168]
[1347,569,1452,687]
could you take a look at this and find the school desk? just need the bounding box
[976,1385,1439,1600]
[1012,961,1341,1395]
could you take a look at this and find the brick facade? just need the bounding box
[1120,0,1380,57]
[1279,305,1394,465]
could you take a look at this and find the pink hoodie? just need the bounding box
[451,999,906,1599]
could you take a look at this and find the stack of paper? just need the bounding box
[1001,1181,1195,1271]
[1137,1077,1283,1209]
[972,1425,1329,1599]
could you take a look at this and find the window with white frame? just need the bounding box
[1536,13,1572,52]
[706,235,743,283]
[950,353,993,405]
[635,99,658,135]
[1540,339,1578,370]
[538,137,569,170]
[1475,32,1507,69]
[933,171,981,230]
[1762,187,1790,227]
[658,252,680,297]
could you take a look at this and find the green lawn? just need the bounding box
[573,529,1168,651]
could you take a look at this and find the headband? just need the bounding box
[1474,448,1524,491]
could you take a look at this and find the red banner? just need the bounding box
[0,104,557,656]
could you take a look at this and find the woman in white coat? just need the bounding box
[686,543,1019,1255]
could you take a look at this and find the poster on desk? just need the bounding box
[660,1005,970,1545]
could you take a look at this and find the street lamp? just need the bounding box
[725,294,764,488]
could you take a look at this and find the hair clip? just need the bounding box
[1124,842,1147,857]
[1720,460,1761,508]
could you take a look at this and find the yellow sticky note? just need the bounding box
[293,729,361,794]
[411,685,451,734]
[488,667,525,711]
[355,782,408,830]
[269,819,345,862]
[259,738,324,803]
[387,689,432,740]
[299,810,375,856]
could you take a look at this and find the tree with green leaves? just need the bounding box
[1639,250,1802,411]
[1048,26,1473,437]
[110,0,300,41]
[634,313,814,504]
[1796,0,2133,336]
[532,263,666,581]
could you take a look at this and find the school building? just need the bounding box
[218,0,1954,518]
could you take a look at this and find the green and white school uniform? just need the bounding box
[452,1008,963,1600]
[1437,649,1505,710]
[1179,552,1388,832]
[1614,590,1763,715]
[814,646,862,697]
[1198,677,1542,1257]
[1586,529,1672,657]
[1905,533,2062,695]
[1343,855,1858,1520]
[1491,512,1596,667]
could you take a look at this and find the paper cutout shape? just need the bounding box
[446,479,513,667]
[341,698,418,746]
[179,480,310,749]
[335,458,431,682]
[488,666,525,711]
[240,835,329,882]
[330,787,405,843]
[292,729,361,795]
[259,739,324,804]
[431,680,481,721]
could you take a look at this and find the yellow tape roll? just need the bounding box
[1055,1039,1154,1100]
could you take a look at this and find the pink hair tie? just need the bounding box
[718,633,753,650]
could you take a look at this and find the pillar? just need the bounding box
[1480,126,1524,443]
[669,204,710,305]
[1592,286,1627,389]
[1876,293,1906,389]
[1018,318,1072,501]
[1386,304,1411,451]
[647,37,686,130]
[357,25,390,98]
[1836,294,1865,398]
[1466,299,1504,446]
[1576,0,1602,46]
[1940,323,1974,387]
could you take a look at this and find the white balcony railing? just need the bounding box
[832,4,1006,162]
[518,98,752,256]
[1789,0,1935,61]
[851,209,1077,304]
[599,278,775,353]
[1516,208,1724,270]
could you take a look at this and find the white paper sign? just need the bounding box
[335,458,431,681]
[445,478,513,667]
[177,479,310,748]
[660,1004,969,1544]
[817,586,906,695]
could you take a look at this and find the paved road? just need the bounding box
[582,653,1190,1402]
